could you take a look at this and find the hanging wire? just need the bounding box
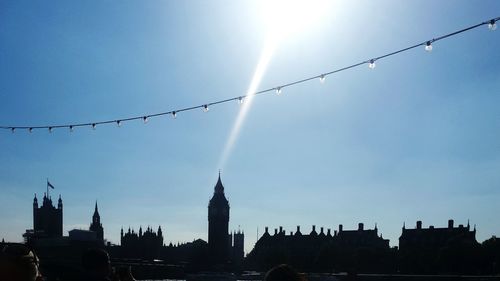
[1,17,498,133]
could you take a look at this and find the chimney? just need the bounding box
[312,225,316,232]
[296,226,300,232]
[265,227,269,234]
[327,229,331,236]
[274,228,278,235]
[334,230,338,236]
[339,224,343,232]
[279,226,283,234]
[358,223,364,231]
[448,219,454,229]
[416,221,422,229]
[320,227,324,234]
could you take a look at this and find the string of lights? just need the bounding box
[2,17,498,134]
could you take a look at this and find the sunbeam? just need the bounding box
[217,37,279,170]
[217,0,331,171]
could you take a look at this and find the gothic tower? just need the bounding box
[208,172,230,264]
[89,201,104,241]
[33,193,63,238]
[233,229,245,263]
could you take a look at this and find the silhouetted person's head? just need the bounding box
[264,264,305,281]
[82,248,110,279]
[0,244,42,281]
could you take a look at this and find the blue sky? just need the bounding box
[0,1,499,253]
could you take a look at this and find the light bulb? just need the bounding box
[172,111,177,119]
[117,120,122,127]
[425,41,433,52]
[143,116,149,123]
[92,123,96,130]
[276,87,282,95]
[238,97,244,104]
[28,128,33,133]
[69,125,74,132]
[319,75,325,83]
[203,105,209,112]
[488,20,497,31]
[48,127,53,133]
[368,59,376,69]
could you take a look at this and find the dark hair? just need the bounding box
[81,248,109,272]
[264,264,305,281]
[0,244,40,281]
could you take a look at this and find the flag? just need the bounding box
[47,180,55,189]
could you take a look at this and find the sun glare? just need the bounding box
[217,0,330,171]
[259,0,331,41]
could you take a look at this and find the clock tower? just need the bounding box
[208,172,230,264]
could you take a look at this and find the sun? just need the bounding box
[259,0,332,41]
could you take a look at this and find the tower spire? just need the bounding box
[214,171,224,194]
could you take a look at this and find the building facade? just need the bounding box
[246,223,391,272]
[32,193,63,238]
[398,219,479,274]
[399,219,477,251]
[89,202,104,242]
[120,226,164,260]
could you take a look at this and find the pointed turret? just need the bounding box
[58,195,63,209]
[33,194,38,208]
[89,201,104,241]
[214,171,224,194]
[92,201,100,224]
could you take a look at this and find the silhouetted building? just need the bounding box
[89,201,104,241]
[232,229,245,265]
[121,226,164,260]
[159,239,209,271]
[208,173,230,264]
[398,219,480,274]
[31,192,63,238]
[337,223,389,249]
[68,229,97,241]
[246,223,392,272]
[399,219,476,251]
